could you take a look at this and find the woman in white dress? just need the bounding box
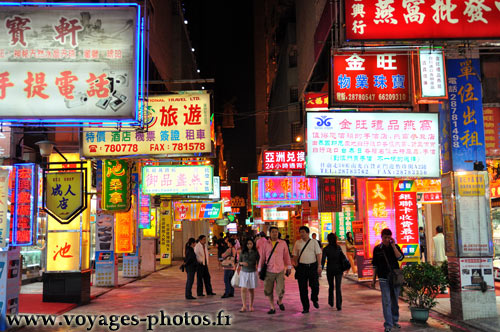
[238,238,260,312]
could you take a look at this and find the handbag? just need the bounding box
[231,270,240,287]
[341,249,351,272]
[382,246,404,287]
[179,263,185,272]
[294,239,311,280]
[221,249,236,268]
[259,241,279,281]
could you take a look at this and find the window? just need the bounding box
[290,87,299,103]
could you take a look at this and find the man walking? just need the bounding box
[293,226,322,314]
[371,228,404,332]
[258,227,292,314]
[194,235,216,297]
[433,225,447,294]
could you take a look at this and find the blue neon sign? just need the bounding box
[12,164,36,246]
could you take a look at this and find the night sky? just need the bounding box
[184,0,256,198]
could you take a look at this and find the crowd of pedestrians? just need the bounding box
[181,227,405,332]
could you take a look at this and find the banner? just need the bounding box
[174,202,223,221]
[345,0,500,41]
[102,159,130,211]
[333,52,409,104]
[142,165,213,195]
[318,178,342,212]
[446,58,486,171]
[0,3,139,120]
[83,92,212,156]
[366,180,395,258]
[258,176,318,201]
[159,201,172,265]
[115,209,135,254]
[306,112,440,177]
[0,168,10,248]
[263,150,305,171]
[45,171,83,223]
[11,164,36,246]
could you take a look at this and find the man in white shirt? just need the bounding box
[433,225,447,265]
[292,226,322,314]
[194,235,216,296]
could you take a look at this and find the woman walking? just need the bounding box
[345,232,358,275]
[221,238,237,298]
[238,238,260,312]
[321,233,345,310]
[184,238,198,300]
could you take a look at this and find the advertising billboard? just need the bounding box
[263,150,305,171]
[174,202,223,221]
[333,52,409,104]
[258,176,318,201]
[0,3,140,122]
[82,92,212,156]
[306,112,440,178]
[345,0,500,41]
[142,165,213,195]
[250,180,301,206]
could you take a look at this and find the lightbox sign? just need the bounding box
[82,92,212,156]
[446,58,486,172]
[102,160,130,211]
[0,3,141,123]
[366,180,395,259]
[46,232,80,272]
[306,112,440,178]
[138,191,150,229]
[115,209,135,254]
[174,202,223,221]
[45,172,83,223]
[250,180,301,206]
[258,176,318,201]
[142,165,213,195]
[419,49,446,98]
[221,186,232,213]
[305,92,328,111]
[262,208,289,221]
[12,163,36,246]
[263,150,305,171]
[333,52,409,104]
[394,181,419,257]
[0,168,11,248]
[345,0,500,41]
[0,131,11,158]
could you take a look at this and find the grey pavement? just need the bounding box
[12,250,490,332]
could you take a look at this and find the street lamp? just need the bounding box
[35,140,67,161]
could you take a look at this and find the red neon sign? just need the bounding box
[11,164,36,246]
[345,0,500,41]
[394,192,418,245]
[333,52,409,104]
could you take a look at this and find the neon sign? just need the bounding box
[11,163,36,246]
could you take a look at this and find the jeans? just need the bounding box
[326,270,342,309]
[223,269,235,296]
[379,279,401,329]
[296,263,319,311]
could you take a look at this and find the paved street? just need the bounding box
[14,252,480,332]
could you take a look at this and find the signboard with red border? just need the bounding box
[11,164,37,246]
[333,52,409,104]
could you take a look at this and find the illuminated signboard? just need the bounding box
[318,178,341,212]
[102,160,130,211]
[11,164,36,246]
[0,3,141,123]
[305,92,328,111]
[250,180,301,206]
[143,207,157,237]
[333,52,409,104]
[46,232,80,272]
[138,191,150,229]
[419,48,447,98]
[82,91,212,156]
[160,201,172,265]
[189,176,220,200]
[320,212,333,244]
[0,168,11,248]
[174,202,223,221]
[0,131,11,158]
[345,0,500,41]
[366,180,395,258]
[306,112,440,178]
[484,108,500,156]
[262,208,289,221]
[415,179,441,193]
[142,165,213,195]
[221,186,232,212]
[335,205,355,241]
[45,172,84,223]
[263,150,305,171]
[394,180,419,257]
[258,176,318,201]
[115,209,135,254]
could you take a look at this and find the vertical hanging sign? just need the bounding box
[44,172,84,224]
[319,178,342,212]
[102,159,130,211]
[115,209,134,254]
[160,201,172,266]
[446,58,486,171]
[138,191,151,229]
[394,180,419,257]
[0,168,11,248]
[12,164,36,246]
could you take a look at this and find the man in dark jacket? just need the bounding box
[184,238,198,299]
[371,228,404,332]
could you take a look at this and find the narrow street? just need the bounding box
[16,250,472,332]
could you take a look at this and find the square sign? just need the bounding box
[333,52,409,104]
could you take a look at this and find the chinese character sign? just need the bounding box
[446,58,486,171]
[319,178,342,212]
[82,92,212,156]
[263,150,305,171]
[142,165,213,195]
[394,189,419,255]
[262,208,289,221]
[333,52,409,104]
[160,201,172,266]
[0,168,10,248]
[221,186,232,213]
[115,209,135,254]
[345,0,500,41]
[483,107,500,156]
[306,112,440,177]
[11,164,36,246]
[46,232,81,271]
[258,176,318,201]
[0,4,139,119]
[305,92,328,111]
[138,192,150,229]
[366,180,395,258]
[250,180,301,206]
[419,49,447,98]
[45,172,83,223]
[335,205,355,241]
[102,160,130,211]
[174,202,223,221]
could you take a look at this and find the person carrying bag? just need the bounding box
[259,241,278,281]
[293,239,311,280]
[382,249,404,287]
